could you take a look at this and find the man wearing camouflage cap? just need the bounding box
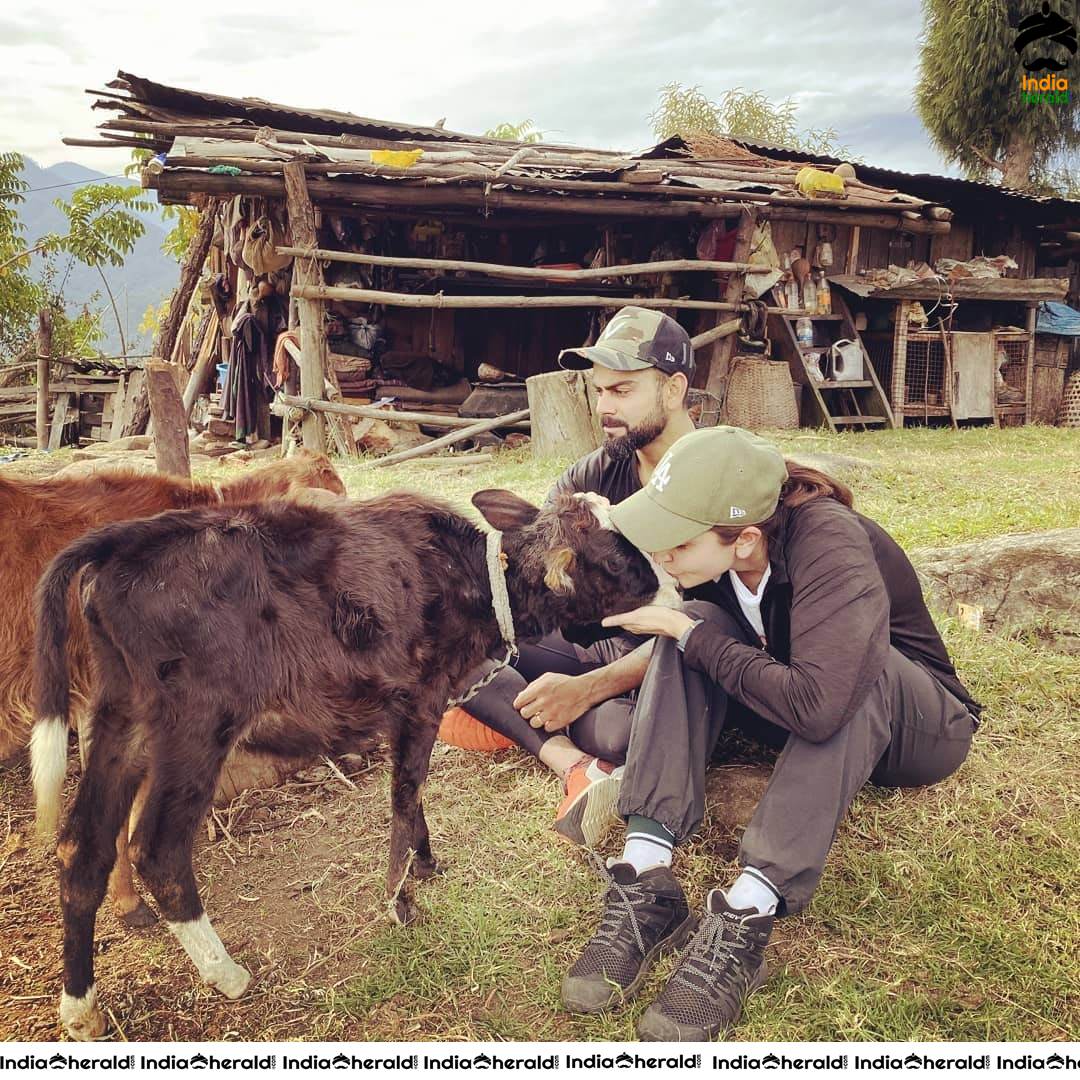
[454,306,698,844]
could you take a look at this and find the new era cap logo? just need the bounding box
[730,506,746,518]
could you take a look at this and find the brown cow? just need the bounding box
[32,488,660,1040]
[2,450,345,925]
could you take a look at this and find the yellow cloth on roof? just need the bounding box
[371,149,424,168]
[795,167,846,198]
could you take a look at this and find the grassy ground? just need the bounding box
[2,426,1078,1041]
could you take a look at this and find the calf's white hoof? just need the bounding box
[168,913,249,999]
[207,960,251,1000]
[60,985,107,1041]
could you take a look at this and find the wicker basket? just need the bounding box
[723,355,800,430]
[1058,369,1080,428]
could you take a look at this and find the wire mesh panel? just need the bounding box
[903,337,947,408]
[994,335,1030,426]
[995,338,1028,396]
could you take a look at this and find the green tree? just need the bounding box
[648,83,855,159]
[916,0,1080,191]
[0,154,132,364]
[484,120,544,143]
[0,151,40,358]
[46,182,154,355]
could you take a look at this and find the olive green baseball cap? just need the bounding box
[610,426,788,553]
[558,305,694,377]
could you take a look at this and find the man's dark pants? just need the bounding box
[464,633,641,762]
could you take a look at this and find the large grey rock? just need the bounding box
[785,450,876,476]
[54,455,156,478]
[911,529,1080,653]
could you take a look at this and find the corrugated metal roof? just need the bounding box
[81,75,953,218]
[648,133,1080,216]
[108,71,489,146]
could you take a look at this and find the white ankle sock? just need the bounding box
[620,834,673,876]
[725,868,781,915]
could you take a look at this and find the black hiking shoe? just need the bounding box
[561,861,696,1015]
[637,889,774,1041]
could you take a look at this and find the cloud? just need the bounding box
[0,0,956,180]
[0,15,87,59]
[190,13,344,63]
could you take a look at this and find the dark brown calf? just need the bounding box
[32,489,659,1040]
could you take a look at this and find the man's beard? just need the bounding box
[602,404,667,462]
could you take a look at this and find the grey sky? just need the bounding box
[2,0,959,181]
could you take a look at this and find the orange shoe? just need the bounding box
[437,707,514,752]
[554,756,623,848]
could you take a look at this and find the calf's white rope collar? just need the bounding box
[446,529,519,709]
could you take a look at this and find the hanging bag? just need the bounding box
[242,215,293,276]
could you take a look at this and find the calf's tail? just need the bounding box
[31,523,133,839]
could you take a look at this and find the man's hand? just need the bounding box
[602,605,695,640]
[513,672,593,732]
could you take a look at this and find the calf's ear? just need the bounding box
[472,489,541,530]
[543,547,576,594]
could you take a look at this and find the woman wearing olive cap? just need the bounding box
[561,425,980,1041]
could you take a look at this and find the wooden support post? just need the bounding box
[846,226,861,275]
[48,394,73,451]
[146,361,191,479]
[526,370,602,459]
[1024,304,1037,425]
[704,207,757,403]
[36,309,52,450]
[109,374,127,440]
[122,204,216,436]
[892,301,910,429]
[182,312,221,419]
[283,162,327,453]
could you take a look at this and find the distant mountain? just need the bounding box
[17,158,177,355]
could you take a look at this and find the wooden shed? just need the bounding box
[665,133,1079,428]
[67,72,1077,448]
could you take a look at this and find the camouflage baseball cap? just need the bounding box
[609,426,788,553]
[558,306,694,377]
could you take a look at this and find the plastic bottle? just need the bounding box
[796,318,814,347]
[817,276,832,315]
[803,276,817,314]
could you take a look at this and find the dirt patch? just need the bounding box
[0,744,777,1043]
[0,753,400,1041]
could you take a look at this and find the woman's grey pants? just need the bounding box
[618,601,977,916]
